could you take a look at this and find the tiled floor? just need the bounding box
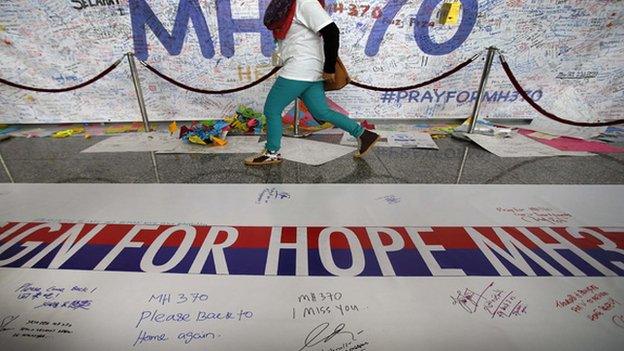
[1,134,623,184]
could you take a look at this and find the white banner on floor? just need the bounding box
[0,184,623,350]
[1,1,623,123]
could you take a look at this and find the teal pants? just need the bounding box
[264,77,364,152]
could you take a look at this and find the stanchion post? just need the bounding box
[0,151,15,183]
[284,97,309,138]
[127,52,160,183]
[293,98,301,136]
[456,146,469,184]
[127,52,150,132]
[468,46,498,133]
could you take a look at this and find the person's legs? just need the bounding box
[263,77,311,152]
[300,81,364,138]
[301,82,380,157]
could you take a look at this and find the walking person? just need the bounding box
[245,0,380,166]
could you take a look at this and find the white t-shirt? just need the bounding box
[277,0,333,82]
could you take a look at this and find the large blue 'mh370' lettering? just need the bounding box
[130,0,273,61]
[130,0,478,61]
[365,0,478,56]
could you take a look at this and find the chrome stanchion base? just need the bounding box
[282,129,311,138]
[282,98,311,138]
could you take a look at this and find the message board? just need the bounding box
[0,1,622,123]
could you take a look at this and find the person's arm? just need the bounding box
[319,23,339,74]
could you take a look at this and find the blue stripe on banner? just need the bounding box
[2,243,623,277]
[586,249,624,276]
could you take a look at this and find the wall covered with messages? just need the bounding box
[0,0,622,123]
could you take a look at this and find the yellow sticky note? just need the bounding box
[53,130,75,138]
[440,2,462,25]
[168,121,178,135]
[210,136,227,146]
[188,135,207,145]
[52,127,84,138]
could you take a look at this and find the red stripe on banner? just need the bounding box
[89,225,273,249]
[134,225,179,245]
[305,227,373,249]
[0,222,37,243]
[550,227,604,249]
[88,224,143,245]
[414,227,479,249]
[1,222,619,252]
[0,222,64,244]
[26,223,100,243]
[470,227,537,250]
[591,227,624,249]
[225,226,272,248]
[501,227,542,249]
[525,227,561,244]
[0,222,17,235]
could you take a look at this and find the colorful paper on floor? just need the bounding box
[467,133,594,157]
[104,122,146,134]
[0,125,20,136]
[519,129,624,153]
[83,124,109,136]
[157,136,261,154]
[81,132,179,153]
[7,127,54,138]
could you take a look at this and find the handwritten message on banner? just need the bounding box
[1,268,623,350]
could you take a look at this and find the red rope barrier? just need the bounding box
[139,61,281,94]
[499,55,624,127]
[0,57,124,93]
[350,53,481,92]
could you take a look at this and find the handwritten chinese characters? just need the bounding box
[451,282,528,319]
[15,283,96,311]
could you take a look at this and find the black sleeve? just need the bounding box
[319,22,339,74]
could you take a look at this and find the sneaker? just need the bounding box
[244,150,283,166]
[355,129,380,158]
